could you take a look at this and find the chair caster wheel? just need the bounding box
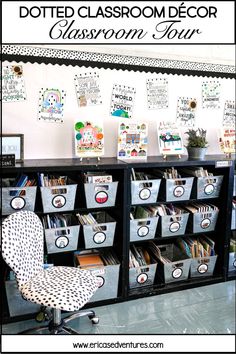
[90,316,99,324]
[35,311,47,323]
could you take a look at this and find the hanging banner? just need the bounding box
[74,72,102,107]
[176,97,197,127]
[110,84,136,118]
[2,65,26,102]
[38,88,66,123]
[146,78,168,109]
[202,80,221,109]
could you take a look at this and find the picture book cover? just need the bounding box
[158,122,184,156]
[74,120,104,158]
[218,128,236,154]
[117,120,148,160]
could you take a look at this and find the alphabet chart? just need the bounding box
[38,88,66,123]
[74,72,102,107]
[176,96,197,127]
[110,84,136,118]
[117,120,148,160]
[2,65,26,103]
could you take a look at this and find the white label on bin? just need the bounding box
[139,188,151,200]
[172,268,183,279]
[10,196,26,210]
[55,236,69,248]
[52,195,66,208]
[96,276,105,288]
[93,232,106,244]
[169,222,180,233]
[197,263,208,274]
[173,186,185,198]
[233,259,236,268]
[95,191,108,204]
[201,218,211,229]
[137,226,149,237]
[137,273,148,284]
[204,184,215,195]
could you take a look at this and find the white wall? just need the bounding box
[2,45,235,159]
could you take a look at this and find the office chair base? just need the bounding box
[18,308,99,334]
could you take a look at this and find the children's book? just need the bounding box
[157,122,184,156]
[74,120,104,158]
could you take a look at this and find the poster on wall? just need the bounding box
[117,120,148,160]
[146,78,168,109]
[202,80,221,109]
[176,97,197,127]
[110,84,136,118]
[38,88,66,123]
[74,120,104,158]
[158,122,184,156]
[218,128,236,154]
[2,65,26,102]
[74,72,102,107]
[222,100,235,127]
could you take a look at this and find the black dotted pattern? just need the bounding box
[2,45,235,74]
[2,211,98,311]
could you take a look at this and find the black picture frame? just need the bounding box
[2,134,24,163]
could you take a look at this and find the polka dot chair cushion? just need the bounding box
[2,211,98,311]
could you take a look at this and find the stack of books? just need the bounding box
[180,167,215,183]
[129,244,152,268]
[130,204,185,220]
[38,173,68,193]
[42,214,71,230]
[229,238,236,253]
[158,167,182,180]
[177,235,216,258]
[148,242,172,264]
[131,169,153,187]
[77,212,98,226]
[83,172,113,184]
[7,175,36,196]
[185,203,218,214]
[75,249,118,269]
[232,198,236,210]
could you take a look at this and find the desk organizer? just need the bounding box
[158,212,189,237]
[131,178,161,205]
[2,186,37,215]
[130,215,159,242]
[40,183,77,213]
[84,182,118,208]
[82,212,116,248]
[160,177,194,202]
[193,175,223,199]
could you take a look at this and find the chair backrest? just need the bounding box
[2,211,44,289]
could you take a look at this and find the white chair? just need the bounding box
[2,211,99,334]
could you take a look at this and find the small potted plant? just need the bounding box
[185,128,208,160]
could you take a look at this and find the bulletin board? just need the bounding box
[2,45,235,160]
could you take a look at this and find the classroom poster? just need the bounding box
[38,88,66,123]
[146,78,168,109]
[176,97,197,127]
[158,122,184,156]
[222,100,235,127]
[74,120,104,158]
[2,65,26,102]
[74,72,102,107]
[117,120,148,159]
[110,84,136,118]
[202,80,221,109]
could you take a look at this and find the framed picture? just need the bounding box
[1,134,24,162]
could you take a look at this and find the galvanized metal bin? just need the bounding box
[44,225,80,254]
[189,209,219,233]
[158,212,189,237]
[2,186,37,215]
[233,175,236,196]
[40,184,77,213]
[5,280,40,317]
[83,212,116,248]
[231,207,236,230]
[84,182,118,208]
[194,175,223,199]
[129,263,157,289]
[157,244,191,284]
[162,177,194,202]
[130,216,159,242]
[189,255,218,278]
[131,179,161,205]
[89,264,120,302]
[228,252,236,272]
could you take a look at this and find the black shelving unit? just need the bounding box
[1,155,235,324]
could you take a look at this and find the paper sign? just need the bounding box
[74,72,102,107]
[222,100,235,127]
[2,65,26,102]
[146,78,168,109]
[176,97,197,127]
[110,84,136,118]
[38,88,66,123]
[218,128,236,154]
[74,120,104,158]
[202,81,221,109]
[117,120,148,159]
[158,122,184,156]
